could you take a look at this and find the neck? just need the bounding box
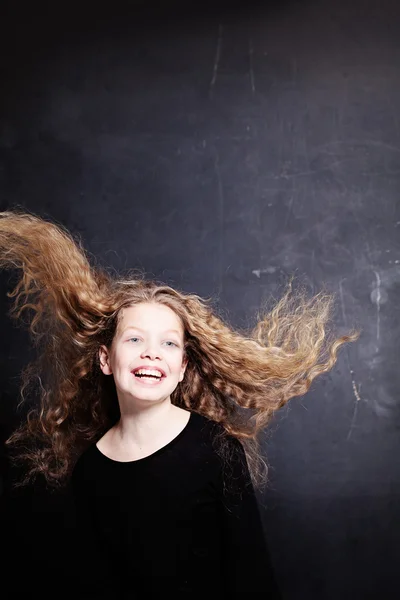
[116,400,187,447]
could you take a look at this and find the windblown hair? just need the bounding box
[0,210,359,488]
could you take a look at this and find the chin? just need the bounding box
[132,392,172,404]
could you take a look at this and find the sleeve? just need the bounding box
[218,438,282,598]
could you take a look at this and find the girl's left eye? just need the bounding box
[164,341,177,347]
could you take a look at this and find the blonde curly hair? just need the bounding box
[0,209,359,488]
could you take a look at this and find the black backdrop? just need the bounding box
[1,0,400,598]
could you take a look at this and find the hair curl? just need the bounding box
[0,209,359,488]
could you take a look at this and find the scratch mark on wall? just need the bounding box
[319,139,400,155]
[214,150,224,297]
[310,249,315,294]
[338,279,365,439]
[292,57,297,86]
[248,38,255,94]
[373,270,381,343]
[264,159,349,181]
[252,266,277,278]
[209,24,223,98]
[283,195,295,230]
[347,374,362,441]
[338,278,347,325]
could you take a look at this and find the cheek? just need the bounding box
[171,355,186,375]
[112,347,131,370]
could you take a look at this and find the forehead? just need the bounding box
[118,302,184,334]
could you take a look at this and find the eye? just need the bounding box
[164,340,178,347]
[128,337,141,343]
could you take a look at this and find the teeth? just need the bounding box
[135,369,163,378]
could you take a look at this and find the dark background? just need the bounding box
[1,0,400,598]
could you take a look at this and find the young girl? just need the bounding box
[0,210,358,598]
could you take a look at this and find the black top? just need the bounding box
[71,411,281,599]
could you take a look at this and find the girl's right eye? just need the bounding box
[129,337,141,343]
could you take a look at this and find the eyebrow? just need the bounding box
[122,326,182,336]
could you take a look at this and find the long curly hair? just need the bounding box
[0,210,359,488]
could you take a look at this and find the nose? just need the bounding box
[140,344,161,361]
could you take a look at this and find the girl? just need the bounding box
[0,210,358,598]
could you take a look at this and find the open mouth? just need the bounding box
[132,368,165,383]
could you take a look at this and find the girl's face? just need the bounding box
[99,302,187,409]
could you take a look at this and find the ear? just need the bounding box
[178,356,188,383]
[99,345,113,375]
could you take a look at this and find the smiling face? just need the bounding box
[99,302,188,410]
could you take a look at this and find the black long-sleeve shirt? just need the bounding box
[71,411,281,599]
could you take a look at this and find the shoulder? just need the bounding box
[188,412,248,474]
[70,442,99,485]
[188,411,238,451]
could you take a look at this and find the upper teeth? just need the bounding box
[135,369,163,377]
